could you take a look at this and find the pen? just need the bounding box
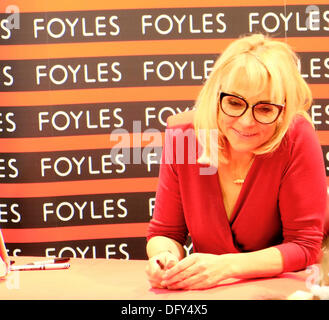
[26,257,70,265]
[10,262,70,271]
[156,259,165,270]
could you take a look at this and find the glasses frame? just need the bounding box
[219,92,285,124]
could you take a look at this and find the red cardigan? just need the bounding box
[147,113,327,272]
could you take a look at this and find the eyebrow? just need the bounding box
[230,91,272,104]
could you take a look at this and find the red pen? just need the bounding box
[156,259,165,270]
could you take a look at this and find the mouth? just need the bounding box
[232,128,258,138]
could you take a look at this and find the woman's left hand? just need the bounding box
[160,253,234,290]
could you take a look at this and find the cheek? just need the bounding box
[261,125,277,140]
[218,114,234,133]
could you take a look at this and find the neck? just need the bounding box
[225,149,255,185]
[228,148,254,167]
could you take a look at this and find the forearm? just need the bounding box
[147,236,185,260]
[230,247,284,279]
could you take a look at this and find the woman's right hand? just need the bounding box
[145,251,179,288]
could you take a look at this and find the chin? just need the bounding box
[227,137,259,153]
[230,145,256,154]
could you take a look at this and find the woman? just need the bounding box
[145,34,327,290]
[0,230,9,277]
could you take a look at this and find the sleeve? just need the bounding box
[147,127,188,245]
[275,118,327,272]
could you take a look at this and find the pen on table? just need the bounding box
[10,262,70,271]
[26,257,70,265]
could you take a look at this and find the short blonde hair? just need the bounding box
[194,33,313,166]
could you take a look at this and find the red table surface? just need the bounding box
[0,256,313,300]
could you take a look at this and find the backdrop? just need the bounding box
[0,0,328,260]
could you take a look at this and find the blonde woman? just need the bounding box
[146,34,327,290]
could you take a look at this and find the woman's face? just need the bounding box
[218,84,278,155]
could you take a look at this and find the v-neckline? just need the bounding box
[216,155,258,225]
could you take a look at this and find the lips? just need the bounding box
[232,128,258,138]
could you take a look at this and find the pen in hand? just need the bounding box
[156,259,165,270]
[156,256,177,271]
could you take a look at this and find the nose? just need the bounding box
[238,107,256,127]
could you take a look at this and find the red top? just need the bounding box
[147,114,327,272]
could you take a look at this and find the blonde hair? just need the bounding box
[194,33,313,166]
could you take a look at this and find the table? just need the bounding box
[0,256,313,300]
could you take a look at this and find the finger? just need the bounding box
[162,263,200,288]
[166,273,207,290]
[168,273,214,290]
[163,255,195,280]
[179,272,227,290]
[149,280,165,289]
[163,254,178,270]
[147,257,164,274]
[165,259,177,270]
[146,260,165,288]
[147,272,165,289]
[146,254,178,288]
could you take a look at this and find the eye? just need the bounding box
[227,97,245,107]
[255,104,274,114]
